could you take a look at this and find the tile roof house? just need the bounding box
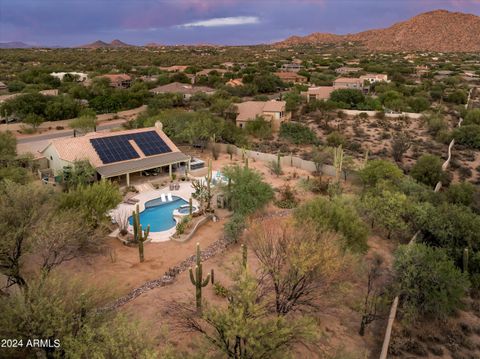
[274,72,308,84]
[235,100,291,132]
[40,123,189,186]
[159,65,188,72]
[359,74,390,84]
[301,86,335,102]
[50,72,88,82]
[280,63,302,72]
[196,68,228,77]
[150,82,215,100]
[226,78,243,87]
[97,74,132,89]
[333,77,364,90]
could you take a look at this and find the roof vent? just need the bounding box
[155,121,163,131]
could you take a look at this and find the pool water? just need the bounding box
[178,206,197,214]
[129,196,187,232]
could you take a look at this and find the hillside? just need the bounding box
[276,10,480,52]
[77,39,134,48]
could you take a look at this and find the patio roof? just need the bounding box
[96,151,190,178]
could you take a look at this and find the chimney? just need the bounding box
[155,121,163,131]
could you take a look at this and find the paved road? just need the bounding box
[17,121,124,144]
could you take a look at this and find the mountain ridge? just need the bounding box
[275,9,480,52]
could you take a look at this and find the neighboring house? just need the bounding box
[226,78,243,87]
[301,86,335,102]
[274,72,308,84]
[415,65,430,77]
[50,72,88,82]
[159,65,188,72]
[359,74,389,84]
[336,66,362,75]
[235,100,291,132]
[280,63,302,72]
[333,77,364,90]
[0,89,59,104]
[150,82,215,100]
[97,74,132,89]
[196,68,228,77]
[40,122,190,186]
[0,81,7,91]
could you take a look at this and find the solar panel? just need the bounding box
[90,136,140,164]
[131,131,172,156]
[90,131,172,165]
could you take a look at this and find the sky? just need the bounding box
[1,0,480,47]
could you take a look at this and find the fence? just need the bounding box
[212,142,359,181]
[378,88,472,358]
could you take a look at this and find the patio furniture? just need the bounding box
[169,183,174,191]
[175,183,180,190]
[160,193,167,202]
[167,193,173,201]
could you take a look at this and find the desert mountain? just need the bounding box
[276,10,480,52]
[0,41,36,49]
[77,39,134,48]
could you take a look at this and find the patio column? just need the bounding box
[126,172,130,186]
[169,164,172,178]
[187,159,191,172]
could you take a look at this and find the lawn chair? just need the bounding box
[160,193,167,202]
[167,193,173,201]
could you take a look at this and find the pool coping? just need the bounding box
[111,181,198,242]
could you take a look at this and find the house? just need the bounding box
[159,65,188,72]
[0,81,7,91]
[301,86,335,102]
[226,78,243,87]
[97,74,132,89]
[415,65,430,77]
[150,82,215,100]
[0,89,59,104]
[359,74,389,84]
[50,72,88,82]
[336,67,362,75]
[40,122,190,186]
[280,63,302,72]
[235,100,291,132]
[196,68,228,77]
[274,72,308,84]
[333,77,363,90]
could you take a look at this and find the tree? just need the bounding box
[311,146,331,175]
[59,180,122,228]
[223,165,274,216]
[394,244,469,322]
[464,109,480,126]
[244,116,272,139]
[23,113,44,130]
[410,154,449,187]
[279,122,318,145]
[176,262,317,359]
[62,160,96,190]
[358,159,403,189]
[330,89,365,108]
[391,132,411,162]
[70,108,97,134]
[453,124,480,149]
[283,91,302,113]
[0,131,17,160]
[0,182,52,289]
[248,219,349,315]
[295,196,369,253]
[0,275,157,358]
[362,188,408,239]
[359,255,383,336]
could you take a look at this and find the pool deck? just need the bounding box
[111,181,198,242]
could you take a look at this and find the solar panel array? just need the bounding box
[90,131,172,165]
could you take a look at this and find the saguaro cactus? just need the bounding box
[189,243,211,312]
[241,244,248,270]
[189,197,193,215]
[333,145,344,182]
[132,204,150,263]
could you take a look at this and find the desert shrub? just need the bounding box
[175,215,192,235]
[394,243,470,321]
[295,196,369,252]
[244,116,273,139]
[224,213,246,243]
[279,122,318,145]
[453,125,480,149]
[358,159,404,189]
[326,131,346,147]
[275,184,298,209]
[410,154,450,187]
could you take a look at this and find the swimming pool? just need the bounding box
[129,196,188,232]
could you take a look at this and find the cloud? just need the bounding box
[178,16,260,28]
